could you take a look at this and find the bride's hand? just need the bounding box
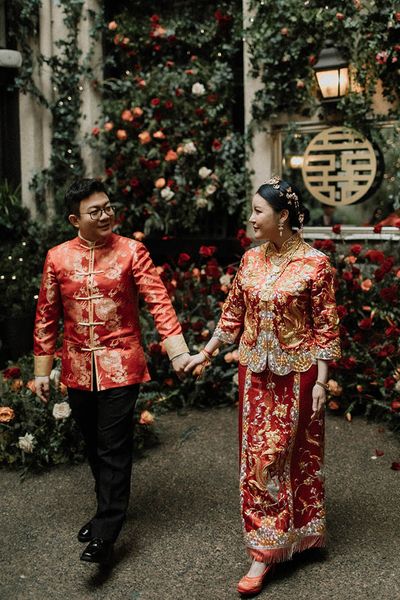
[184,352,208,374]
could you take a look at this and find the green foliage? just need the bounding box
[246,0,400,132]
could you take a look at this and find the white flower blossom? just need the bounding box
[160,187,175,201]
[219,273,232,286]
[182,141,197,155]
[192,82,206,96]
[205,184,217,196]
[395,380,400,392]
[49,368,61,388]
[18,433,35,453]
[52,402,72,420]
[195,197,208,208]
[198,166,212,179]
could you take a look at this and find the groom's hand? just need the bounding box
[35,376,50,404]
[171,352,191,380]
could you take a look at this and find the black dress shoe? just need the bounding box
[80,538,113,564]
[77,522,92,543]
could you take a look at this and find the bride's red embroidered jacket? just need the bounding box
[214,233,341,375]
[33,234,188,390]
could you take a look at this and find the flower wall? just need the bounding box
[91,0,247,236]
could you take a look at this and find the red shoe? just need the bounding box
[237,564,275,596]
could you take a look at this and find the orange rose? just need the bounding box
[133,231,145,241]
[231,349,239,362]
[26,379,36,393]
[224,352,234,363]
[328,400,340,410]
[201,329,209,339]
[153,130,166,140]
[10,379,23,392]
[104,121,114,131]
[116,129,127,140]
[165,150,178,162]
[138,131,151,144]
[361,278,373,291]
[139,410,155,425]
[345,256,357,264]
[327,379,343,396]
[132,106,143,117]
[155,177,166,189]
[0,407,15,423]
[192,268,201,278]
[121,109,134,122]
[108,21,118,30]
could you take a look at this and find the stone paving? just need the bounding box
[1,407,399,600]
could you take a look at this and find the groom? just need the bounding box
[34,178,190,564]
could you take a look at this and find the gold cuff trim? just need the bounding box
[34,355,54,377]
[163,334,189,360]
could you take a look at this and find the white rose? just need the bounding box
[395,380,400,392]
[49,368,61,388]
[182,141,197,155]
[198,166,212,179]
[160,187,175,201]
[192,82,206,96]
[195,197,208,208]
[52,401,72,420]
[205,184,217,196]
[219,273,232,286]
[18,433,35,453]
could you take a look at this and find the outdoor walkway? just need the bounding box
[1,407,399,600]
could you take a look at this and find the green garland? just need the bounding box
[7,0,102,214]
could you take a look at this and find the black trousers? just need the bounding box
[68,382,139,542]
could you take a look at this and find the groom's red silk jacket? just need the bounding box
[33,233,188,391]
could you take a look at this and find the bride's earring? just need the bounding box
[278,222,284,237]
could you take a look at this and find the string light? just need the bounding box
[8,256,12,260]
[78,85,83,91]
[67,149,72,154]
[59,101,63,106]
[19,258,23,262]
[217,52,222,57]
[11,275,16,280]
[34,295,39,300]
[200,29,205,33]
[22,242,26,246]
[70,164,74,169]
[0,276,4,280]
[125,70,131,75]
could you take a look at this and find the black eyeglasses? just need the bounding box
[80,205,116,220]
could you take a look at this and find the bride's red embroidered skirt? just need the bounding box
[238,363,325,563]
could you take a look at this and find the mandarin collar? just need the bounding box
[265,232,302,258]
[77,232,113,249]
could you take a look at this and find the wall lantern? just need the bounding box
[313,40,349,101]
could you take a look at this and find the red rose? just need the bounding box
[332,224,341,234]
[385,325,400,337]
[164,100,174,110]
[373,224,382,233]
[380,285,398,303]
[240,236,252,248]
[359,318,372,330]
[365,249,385,264]
[320,239,336,252]
[3,366,21,379]
[195,108,205,117]
[384,376,395,389]
[236,228,247,239]
[350,244,362,255]
[150,97,161,107]
[150,14,160,24]
[391,400,400,411]
[129,177,140,188]
[336,12,345,20]
[381,257,395,273]
[212,139,222,151]
[148,342,162,355]
[313,240,323,250]
[337,305,348,318]
[92,126,100,136]
[199,245,217,257]
[177,253,191,266]
[343,271,353,281]
[308,54,317,66]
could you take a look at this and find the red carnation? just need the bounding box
[199,245,217,257]
[177,253,191,266]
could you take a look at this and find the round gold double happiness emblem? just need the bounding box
[302,127,377,206]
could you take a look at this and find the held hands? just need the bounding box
[171,352,192,380]
[35,376,50,404]
[184,352,209,376]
